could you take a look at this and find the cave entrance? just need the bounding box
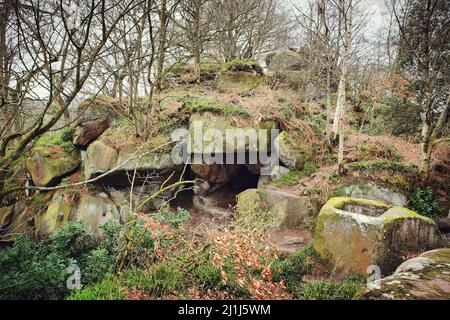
[171,164,260,216]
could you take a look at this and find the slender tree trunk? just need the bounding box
[155,0,168,91]
[332,0,352,144]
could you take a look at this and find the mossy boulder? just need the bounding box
[188,114,277,155]
[84,140,177,186]
[236,188,316,228]
[266,50,303,72]
[313,197,446,277]
[213,60,264,95]
[84,140,118,180]
[274,132,310,170]
[336,182,408,206]
[356,249,450,300]
[35,191,128,239]
[214,71,263,95]
[25,146,80,187]
[35,191,73,239]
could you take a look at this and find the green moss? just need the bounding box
[35,127,78,157]
[170,94,251,117]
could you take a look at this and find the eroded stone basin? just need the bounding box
[314,197,446,276]
[342,202,387,217]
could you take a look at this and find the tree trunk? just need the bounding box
[155,0,168,91]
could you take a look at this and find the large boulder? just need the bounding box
[35,191,74,239]
[191,163,243,185]
[84,140,119,180]
[336,182,408,206]
[214,60,264,95]
[266,51,310,91]
[274,132,308,170]
[84,140,177,186]
[236,188,316,228]
[356,249,450,300]
[25,146,80,187]
[214,71,263,95]
[314,197,446,277]
[73,116,112,148]
[188,114,277,155]
[35,191,129,239]
[266,51,303,72]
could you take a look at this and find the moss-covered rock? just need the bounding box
[266,51,303,72]
[274,131,311,170]
[35,191,73,239]
[84,140,177,186]
[25,146,80,187]
[35,191,129,239]
[314,197,446,277]
[336,182,408,206]
[236,188,316,228]
[356,249,450,300]
[188,114,278,155]
[214,71,263,95]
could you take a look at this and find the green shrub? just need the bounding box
[154,206,191,229]
[408,187,442,218]
[271,245,318,291]
[0,220,138,300]
[0,222,95,300]
[193,262,222,289]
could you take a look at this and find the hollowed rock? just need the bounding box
[313,197,446,277]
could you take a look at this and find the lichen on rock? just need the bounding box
[313,197,446,277]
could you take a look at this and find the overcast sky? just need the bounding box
[288,0,389,34]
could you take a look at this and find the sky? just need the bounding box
[289,0,389,33]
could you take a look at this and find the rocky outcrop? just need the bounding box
[357,249,450,300]
[191,163,243,185]
[236,188,316,228]
[214,60,264,95]
[188,114,278,155]
[336,182,408,206]
[266,51,309,91]
[73,117,112,148]
[35,191,129,239]
[25,146,80,187]
[257,165,290,187]
[84,140,177,185]
[314,197,446,277]
[214,71,263,95]
[266,51,303,72]
[274,132,306,170]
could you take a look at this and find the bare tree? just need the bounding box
[392,0,450,180]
